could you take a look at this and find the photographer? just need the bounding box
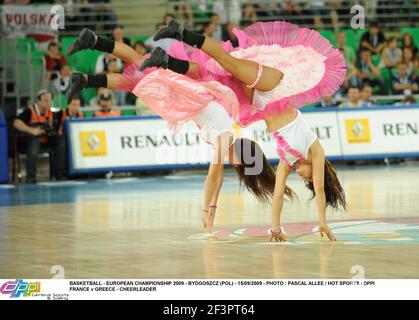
[54,98,84,179]
[13,91,61,183]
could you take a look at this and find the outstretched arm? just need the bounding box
[271,162,292,241]
[202,132,232,232]
[311,142,336,241]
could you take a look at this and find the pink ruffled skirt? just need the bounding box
[131,69,240,130]
[168,21,346,127]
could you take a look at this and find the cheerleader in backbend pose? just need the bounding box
[66,29,296,234]
[141,20,348,241]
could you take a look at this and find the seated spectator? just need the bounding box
[213,0,242,25]
[170,2,193,28]
[52,64,72,95]
[202,22,216,38]
[107,59,126,106]
[339,86,363,108]
[43,42,67,83]
[395,95,417,105]
[54,98,84,179]
[163,13,177,26]
[361,84,374,107]
[356,49,387,94]
[361,21,386,55]
[402,33,418,57]
[254,1,280,21]
[191,0,213,23]
[392,62,419,95]
[401,47,417,79]
[315,96,336,108]
[95,53,123,75]
[112,25,131,46]
[133,41,149,57]
[336,31,356,66]
[381,37,402,69]
[13,91,63,183]
[242,2,258,26]
[94,90,121,118]
[209,13,222,42]
[89,0,118,32]
[308,0,340,30]
[146,23,176,51]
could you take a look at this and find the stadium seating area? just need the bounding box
[1,1,419,116]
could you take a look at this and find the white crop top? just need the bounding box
[272,110,318,167]
[193,100,234,147]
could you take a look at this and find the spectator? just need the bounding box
[52,64,72,95]
[392,62,419,95]
[95,53,123,75]
[133,41,149,57]
[94,90,121,118]
[356,49,386,94]
[254,1,280,21]
[190,0,213,23]
[361,21,386,55]
[395,95,417,105]
[107,59,126,105]
[163,13,177,26]
[146,22,176,51]
[89,0,118,32]
[202,22,216,38]
[339,86,363,108]
[401,47,417,78]
[336,31,356,65]
[213,0,242,25]
[170,2,193,28]
[112,25,131,46]
[308,0,340,30]
[242,3,258,26]
[13,91,62,183]
[209,13,222,42]
[315,96,336,108]
[43,42,67,83]
[381,37,402,69]
[402,33,418,57]
[361,84,374,107]
[54,98,84,179]
[280,0,304,17]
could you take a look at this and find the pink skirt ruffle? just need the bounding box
[115,57,156,92]
[132,69,240,130]
[168,21,346,127]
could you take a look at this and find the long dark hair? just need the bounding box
[232,138,296,203]
[305,160,347,211]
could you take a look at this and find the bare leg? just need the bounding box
[200,36,283,92]
[106,73,125,89]
[111,42,143,65]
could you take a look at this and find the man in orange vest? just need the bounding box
[54,98,84,179]
[13,90,56,183]
[94,91,121,118]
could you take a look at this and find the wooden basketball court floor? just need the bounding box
[0,163,418,279]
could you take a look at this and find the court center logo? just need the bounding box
[0,280,41,298]
[80,131,108,157]
[345,118,371,143]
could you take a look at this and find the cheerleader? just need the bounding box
[66,29,293,233]
[141,20,348,241]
